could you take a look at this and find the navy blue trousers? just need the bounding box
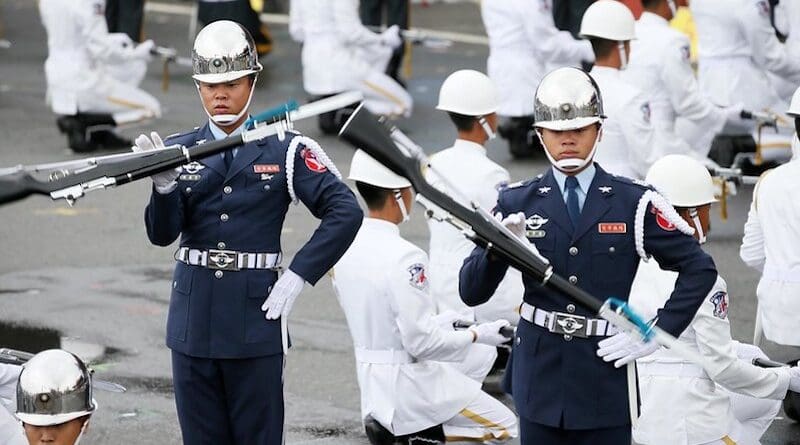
[171,351,284,444]
[520,417,631,445]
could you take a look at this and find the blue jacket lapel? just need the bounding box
[538,169,573,235]
[194,124,227,178]
[225,139,263,181]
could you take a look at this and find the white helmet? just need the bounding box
[534,67,605,132]
[646,154,716,207]
[192,20,263,84]
[436,70,498,116]
[579,0,637,41]
[16,350,97,427]
[348,149,411,189]
[788,86,800,116]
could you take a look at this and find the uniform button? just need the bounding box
[608,246,616,253]
[516,337,521,345]
[214,270,224,279]
[220,213,229,222]
[217,242,226,249]
[172,281,177,289]
[185,187,192,194]
[223,186,232,194]
[569,246,578,256]
[569,275,578,284]
[263,185,271,191]
[564,334,573,341]
[566,304,576,313]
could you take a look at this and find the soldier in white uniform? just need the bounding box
[740,87,800,346]
[332,150,518,444]
[481,0,593,158]
[627,0,745,158]
[289,0,412,122]
[769,1,800,102]
[0,364,24,445]
[426,70,523,326]
[691,0,800,130]
[38,0,161,152]
[629,154,800,445]
[580,0,694,179]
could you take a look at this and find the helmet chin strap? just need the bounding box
[666,0,678,17]
[73,419,90,445]
[689,208,706,244]
[394,189,410,223]
[478,116,496,140]
[617,42,628,70]
[537,129,602,173]
[196,75,258,126]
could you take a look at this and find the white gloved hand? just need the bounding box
[469,319,512,347]
[262,269,306,320]
[133,131,180,192]
[133,39,155,60]
[496,211,527,240]
[789,367,800,393]
[596,332,659,368]
[431,309,467,329]
[381,25,403,49]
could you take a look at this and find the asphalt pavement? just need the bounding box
[1,0,799,443]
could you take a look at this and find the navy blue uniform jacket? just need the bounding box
[145,124,363,358]
[459,165,717,430]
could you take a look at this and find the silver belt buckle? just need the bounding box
[207,249,239,271]
[550,312,588,338]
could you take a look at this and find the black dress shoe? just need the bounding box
[56,116,95,153]
[90,130,133,150]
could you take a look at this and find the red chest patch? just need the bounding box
[301,148,327,173]
[254,164,280,174]
[598,223,627,234]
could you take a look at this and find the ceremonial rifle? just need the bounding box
[0,91,363,207]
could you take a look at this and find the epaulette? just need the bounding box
[505,174,542,190]
[165,127,200,142]
[610,174,652,190]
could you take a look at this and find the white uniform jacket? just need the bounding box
[591,67,693,179]
[627,12,728,157]
[0,364,24,445]
[481,0,593,117]
[770,1,800,101]
[740,137,800,345]
[426,140,523,323]
[629,260,790,445]
[289,0,391,95]
[39,0,146,115]
[692,0,800,122]
[332,218,483,435]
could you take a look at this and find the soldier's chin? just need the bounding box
[553,157,586,172]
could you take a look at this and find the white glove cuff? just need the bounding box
[155,181,178,195]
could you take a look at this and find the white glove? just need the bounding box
[381,25,403,49]
[469,319,512,347]
[431,309,468,329]
[596,332,659,368]
[495,211,527,240]
[132,39,155,60]
[789,367,800,393]
[262,269,306,320]
[133,132,180,193]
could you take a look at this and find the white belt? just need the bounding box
[762,265,800,283]
[175,247,281,271]
[520,302,618,338]
[637,362,709,379]
[354,348,415,365]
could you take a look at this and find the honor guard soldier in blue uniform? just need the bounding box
[135,21,363,444]
[459,67,718,444]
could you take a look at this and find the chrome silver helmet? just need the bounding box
[16,350,96,426]
[192,20,263,84]
[534,67,605,131]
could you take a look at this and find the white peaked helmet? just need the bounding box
[192,20,263,84]
[348,149,411,189]
[788,86,800,116]
[646,154,716,207]
[580,0,637,41]
[436,70,498,116]
[16,350,97,427]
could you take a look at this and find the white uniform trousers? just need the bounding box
[443,390,518,444]
[351,46,412,118]
[74,58,161,123]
